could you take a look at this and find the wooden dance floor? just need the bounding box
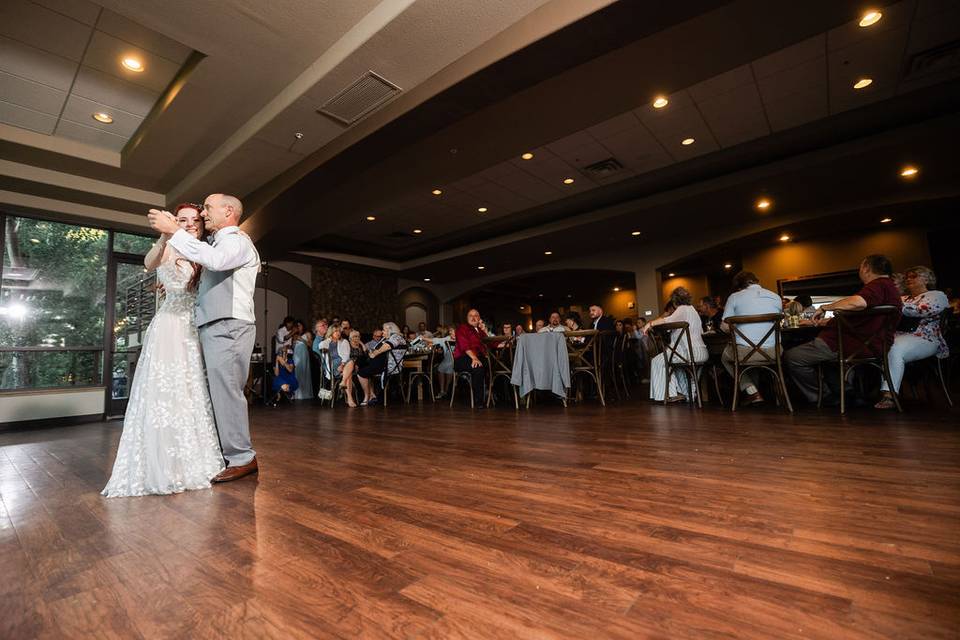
[1,400,958,639]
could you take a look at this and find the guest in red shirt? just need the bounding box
[785,254,902,404]
[453,308,488,406]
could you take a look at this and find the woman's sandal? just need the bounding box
[874,396,896,410]
[666,395,687,404]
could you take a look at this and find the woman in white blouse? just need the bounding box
[642,287,709,402]
[876,265,950,409]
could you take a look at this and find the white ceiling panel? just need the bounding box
[32,0,101,26]
[688,64,754,103]
[698,82,769,147]
[490,169,561,204]
[0,71,67,115]
[586,111,640,140]
[752,34,825,79]
[61,94,144,138]
[555,140,614,169]
[56,118,128,151]
[764,87,828,132]
[82,30,181,93]
[95,9,193,63]
[545,130,596,156]
[905,3,960,53]
[72,66,160,117]
[755,56,825,103]
[597,127,672,173]
[0,0,92,61]
[0,100,57,134]
[0,35,78,91]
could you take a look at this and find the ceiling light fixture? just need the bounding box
[631,230,641,236]
[413,229,423,234]
[538,293,544,297]
[755,198,772,211]
[562,178,575,185]
[92,112,113,124]
[681,137,695,146]
[724,263,732,269]
[365,215,376,221]
[853,77,873,90]
[900,166,919,178]
[859,10,882,27]
[521,152,534,160]
[477,266,485,270]
[477,207,488,213]
[544,251,552,255]
[880,217,892,223]
[780,233,791,242]
[431,189,442,196]
[423,277,431,282]
[121,57,144,72]
[653,96,669,109]
[668,272,675,277]
[613,287,620,292]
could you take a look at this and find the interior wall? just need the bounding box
[253,288,288,352]
[742,227,932,291]
[398,287,439,328]
[660,274,709,308]
[600,288,639,321]
[312,264,399,332]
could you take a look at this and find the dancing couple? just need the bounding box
[102,194,261,497]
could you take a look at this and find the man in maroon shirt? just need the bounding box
[785,255,902,403]
[453,308,489,407]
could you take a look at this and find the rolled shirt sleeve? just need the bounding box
[167,228,255,272]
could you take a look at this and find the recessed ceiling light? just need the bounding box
[900,166,919,178]
[538,293,544,297]
[477,266,485,270]
[365,215,376,221]
[562,178,574,185]
[724,263,732,269]
[681,137,695,146]
[859,10,882,27]
[631,230,641,236]
[613,287,620,292]
[423,277,431,282]
[413,229,423,234]
[477,207,488,213]
[431,189,442,196]
[567,294,572,298]
[880,217,892,223]
[652,96,669,109]
[92,112,113,124]
[121,57,144,72]
[780,233,791,242]
[668,273,675,277]
[853,78,873,90]
[294,132,304,139]
[521,152,534,160]
[756,198,772,211]
[544,251,553,255]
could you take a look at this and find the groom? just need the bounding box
[148,194,261,482]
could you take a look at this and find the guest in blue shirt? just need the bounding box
[720,271,783,405]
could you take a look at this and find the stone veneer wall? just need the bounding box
[311,264,399,332]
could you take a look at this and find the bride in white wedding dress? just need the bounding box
[102,204,225,497]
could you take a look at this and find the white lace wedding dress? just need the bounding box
[102,257,225,497]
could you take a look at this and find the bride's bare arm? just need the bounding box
[143,234,173,271]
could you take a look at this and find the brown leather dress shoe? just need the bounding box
[212,458,258,483]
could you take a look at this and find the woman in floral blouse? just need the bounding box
[877,265,950,409]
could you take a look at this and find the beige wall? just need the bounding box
[660,274,709,307]
[600,289,639,320]
[742,228,931,290]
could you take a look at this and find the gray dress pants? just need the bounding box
[199,319,257,467]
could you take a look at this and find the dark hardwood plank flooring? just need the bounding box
[1,399,958,639]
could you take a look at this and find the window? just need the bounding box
[113,231,155,255]
[1,216,108,389]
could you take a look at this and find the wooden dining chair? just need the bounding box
[566,330,605,406]
[486,339,519,409]
[904,307,954,407]
[818,305,902,414]
[723,313,792,413]
[650,322,702,408]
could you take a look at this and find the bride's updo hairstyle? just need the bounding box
[173,203,205,291]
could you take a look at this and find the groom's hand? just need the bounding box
[148,208,179,235]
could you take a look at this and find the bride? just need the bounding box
[102,204,225,497]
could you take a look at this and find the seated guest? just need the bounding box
[785,254,902,404]
[588,304,615,331]
[454,309,488,406]
[534,319,545,332]
[434,325,457,399]
[794,295,816,319]
[642,287,708,403]
[698,297,724,332]
[311,318,329,356]
[539,312,567,333]
[365,327,384,351]
[876,266,950,409]
[720,271,783,405]
[784,299,804,321]
[501,323,514,338]
[565,312,586,345]
[357,322,407,406]
[339,319,351,335]
[417,321,428,335]
[340,330,367,408]
[615,319,624,334]
[270,338,299,405]
[293,328,313,400]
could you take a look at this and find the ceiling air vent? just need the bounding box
[582,157,624,179]
[318,71,402,125]
[904,40,960,80]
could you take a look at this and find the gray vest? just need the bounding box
[195,231,260,327]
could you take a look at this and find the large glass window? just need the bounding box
[1,216,108,389]
[113,231,155,255]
